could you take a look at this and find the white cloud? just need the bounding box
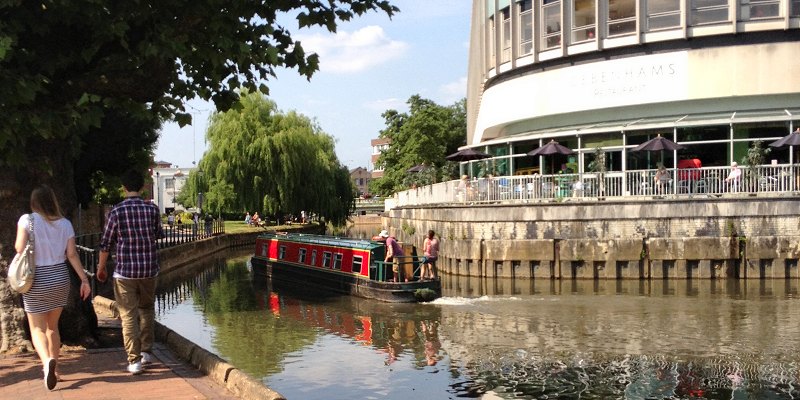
[297,26,408,74]
[438,76,467,104]
[363,97,407,111]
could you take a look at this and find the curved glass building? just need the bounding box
[466,0,800,176]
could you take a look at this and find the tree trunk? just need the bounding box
[0,140,98,354]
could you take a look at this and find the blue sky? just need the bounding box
[154,1,471,170]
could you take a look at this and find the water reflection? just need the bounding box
[156,251,800,399]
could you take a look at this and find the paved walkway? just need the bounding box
[0,319,237,400]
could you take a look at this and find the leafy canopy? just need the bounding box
[180,92,354,225]
[0,0,398,167]
[369,95,466,196]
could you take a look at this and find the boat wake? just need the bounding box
[429,295,523,306]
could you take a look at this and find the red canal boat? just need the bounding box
[250,232,441,303]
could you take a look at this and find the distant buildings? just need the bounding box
[350,167,372,197]
[151,161,195,215]
[370,137,390,178]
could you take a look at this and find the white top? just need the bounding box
[18,212,75,266]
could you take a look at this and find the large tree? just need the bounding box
[180,92,355,225]
[0,1,397,353]
[369,95,466,196]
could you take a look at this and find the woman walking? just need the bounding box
[14,185,91,390]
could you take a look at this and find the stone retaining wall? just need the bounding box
[383,196,800,279]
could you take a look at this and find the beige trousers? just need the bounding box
[114,277,156,364]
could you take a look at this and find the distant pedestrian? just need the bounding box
[15,185,91,390]
[244,212,251,225]
[97,169,164,376]
[167,213,174,227]
[204,213,213,235]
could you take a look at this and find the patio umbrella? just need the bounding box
[630,134,685,166]
[527,140,574,174]
[768,128,800,148]
[407,164,427,173]
[445,148,491,162]
[631,134,685,152]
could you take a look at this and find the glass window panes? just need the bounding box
[311,250,317,266]
[647,0,680,30]
[608,0,636,36]
[333,254,343,270]
[322,252,332,268]
[572,0,596,41]
[740,0,780,20]
[793,0,800,16]
[501,7,512,62]
[519,0,533,54]
[691,0,729,24]
[353,256,363,273]
[299,248,307,263]
[541,0,562,49]
[278,246,286,260]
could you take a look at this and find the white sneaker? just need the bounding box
[128,361,143,375]
[141,352,154,365]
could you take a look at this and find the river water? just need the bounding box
[155,250,800,400]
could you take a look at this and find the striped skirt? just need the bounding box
[22,262,70,314]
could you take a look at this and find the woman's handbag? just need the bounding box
[8,214,35,294]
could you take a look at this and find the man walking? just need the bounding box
[97,169,164,375]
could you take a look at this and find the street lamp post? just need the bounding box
[155,171,163,214]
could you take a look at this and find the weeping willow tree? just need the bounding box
[180,92,354,225]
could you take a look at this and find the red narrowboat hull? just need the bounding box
[251,233,440,303]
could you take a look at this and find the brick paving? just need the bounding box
[0,320,238,400]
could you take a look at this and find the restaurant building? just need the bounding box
[466,0,800,176]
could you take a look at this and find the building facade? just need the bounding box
[350,167,372,196]
[151,163,195,215]
[466,0,800,176]
[370,137,391,178]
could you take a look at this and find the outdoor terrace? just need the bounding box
[393,164,800,207]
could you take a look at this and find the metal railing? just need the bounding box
[74,219,226,297]
[395,164,800,206]
[372,255,423,282]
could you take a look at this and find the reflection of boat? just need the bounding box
[251,233,441,302]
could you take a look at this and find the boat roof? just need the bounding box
[258,232,383,251]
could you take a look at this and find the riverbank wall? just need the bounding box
[382,196,800,280]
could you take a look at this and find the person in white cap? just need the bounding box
[725,161,741,192]
[378,230,405,282]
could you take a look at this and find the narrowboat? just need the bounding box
[250,232,441,303]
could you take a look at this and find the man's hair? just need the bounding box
[121,169,144,192]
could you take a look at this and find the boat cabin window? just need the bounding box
[311,250,317,266]
[299,248,307,263]
[278,245,287,260]
[261,244,268,257]
[322,252,332,268]
[333,253,343,270]
[352,256,363,273]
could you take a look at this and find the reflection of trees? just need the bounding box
[192,261,256,313]
[156,255,319,377]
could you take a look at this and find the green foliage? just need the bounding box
[369,95,466,196]
[0,0,398,174]
[181,92,354,226]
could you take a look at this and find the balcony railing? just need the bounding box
[395,164,800,207]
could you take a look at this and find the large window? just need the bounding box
[646,0,681,30]
[353,256,363,273]
[793,0,800,16]
[691,0,729,25]
[739,0,780,20]
[333,253,343,270]
[311,250,317,266]
[572,0,596,42]
[501,7,512,62]
[278,246,286,260]
[608,0,636,36]
[299,248,307,264]
[322,252,332,268]
[541,0,562,49]
[519,0,534,54]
